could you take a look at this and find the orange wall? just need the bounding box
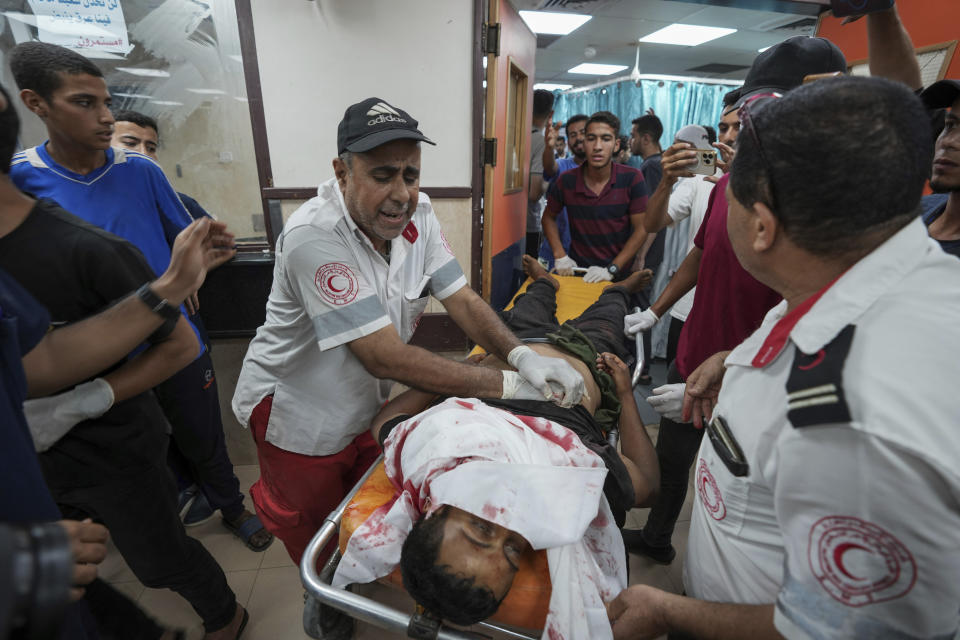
[490,0,536,256]
[817,1,960,79]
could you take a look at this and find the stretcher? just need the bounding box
[300,272,643,639]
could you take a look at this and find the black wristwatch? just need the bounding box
[606,263,619,277]
[136,283,181,322]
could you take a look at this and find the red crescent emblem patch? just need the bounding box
[808,515,916,607]
[695,459,726,521]
[315,263,358,306]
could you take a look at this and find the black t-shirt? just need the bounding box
[0,269,62,521]
[0,199,171,490]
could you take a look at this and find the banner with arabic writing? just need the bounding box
[27,0,132,56]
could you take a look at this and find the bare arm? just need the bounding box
[102,317,198,403]
[542,206,566,259]
[596,353,659,507]
[609,212,648,272]
[348,324,505,399]
[528,173,545,202]
[22,218,234,396]
[609,585,781,640]
[644,143,697,233]
[649,246,701,318]
[440,285,521,360]
[542,121,558,179]
[867,6,921,89]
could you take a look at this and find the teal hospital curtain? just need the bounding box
[552,79,737,148]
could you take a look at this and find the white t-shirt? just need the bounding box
[666,170,720,322]
[231,178,467,456]
[684,219,960,638]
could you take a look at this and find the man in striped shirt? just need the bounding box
[541,111,648,284]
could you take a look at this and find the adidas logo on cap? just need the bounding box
[367,102,400,117]
[367,101,407,126]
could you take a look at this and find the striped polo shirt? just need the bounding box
[544,162,647,267]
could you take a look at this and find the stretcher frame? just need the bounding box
[300,454,540,639]
[299,271,644,638]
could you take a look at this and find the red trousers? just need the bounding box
[248,395,380,567]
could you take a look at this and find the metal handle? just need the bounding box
[631,306,646,387]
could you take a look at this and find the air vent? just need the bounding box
[774,17,818,31]
[536,33,564,48]
[535,0,617,11]
[686,63,750,74]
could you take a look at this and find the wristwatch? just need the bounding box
[136,283,181,322]
[606,263,619,277]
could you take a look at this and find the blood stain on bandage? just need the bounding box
[482,503,505,519]
[455,400,475,409]
[590,513,608,528]
[546,622,565,640]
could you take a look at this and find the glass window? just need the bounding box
[0,0,265,243]
[503,58,528,194]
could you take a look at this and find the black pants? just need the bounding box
[84,579,165,640]
[55,462,236,632]
[156,343,244,520]
[640,360,704,547]
[497,279,633,364]
[666,317,685,367]
[525,231,541,259]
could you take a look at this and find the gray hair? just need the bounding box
[338,151,353,170]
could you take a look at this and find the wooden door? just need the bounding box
[482,0,536,309]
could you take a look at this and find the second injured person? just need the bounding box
[333,258,660,640]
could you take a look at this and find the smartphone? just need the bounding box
[674,125,716,176]
[830,0,894,17]
[690,149,716,175]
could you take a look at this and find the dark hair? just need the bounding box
[702,125,717,145]
[533,89,555,119]
[113,109,159,136]
[631,114,663,144]
[722,87,741,108]
[730,76,932,257]
[617,135,630,155]
[564,114,588,135]
[400,507,502,626]
[586,111,620,136]
[9,42,103,102]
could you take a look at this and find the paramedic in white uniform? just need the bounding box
[232,97,584,567]
[608,77,960,640]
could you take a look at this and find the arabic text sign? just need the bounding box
[27,0,130,56]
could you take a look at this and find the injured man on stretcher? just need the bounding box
[332,257,660,640]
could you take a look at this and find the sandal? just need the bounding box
[222,511,274,552]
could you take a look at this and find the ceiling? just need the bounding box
[509,0,828,87]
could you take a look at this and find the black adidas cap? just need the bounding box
[337,97,435,155]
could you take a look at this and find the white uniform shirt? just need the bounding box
[231,178,467,456]
[684,219,960,639]
[665,170,720,322]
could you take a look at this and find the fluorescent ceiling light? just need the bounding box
[534,83,573,91]
[150,100,183,106]
[639,24,737,47]
[568,63,627,75]
[186,88,227,95]
[758,46,772,53]
[113,92,153,99]
[519,10,591,35]
[116,66,170,78]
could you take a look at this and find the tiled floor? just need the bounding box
[100,350,693,639]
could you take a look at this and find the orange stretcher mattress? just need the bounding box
[339,275,608,631]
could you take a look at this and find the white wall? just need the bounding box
[250,0,474,188]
